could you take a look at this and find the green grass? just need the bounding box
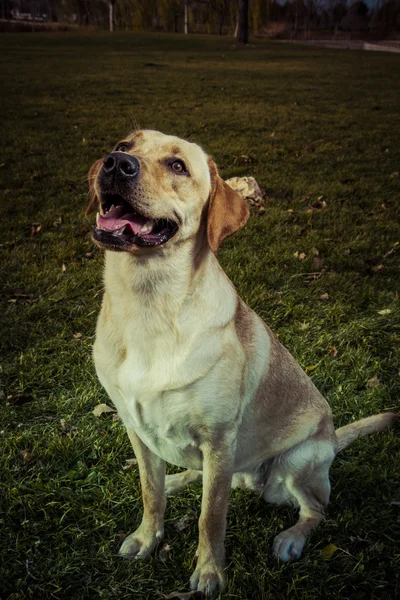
[1,32,399,600]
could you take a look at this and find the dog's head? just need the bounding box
[86,130,249,253]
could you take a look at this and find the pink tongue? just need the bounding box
[98,205,148,234]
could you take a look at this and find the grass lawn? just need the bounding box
[0,32,399,600]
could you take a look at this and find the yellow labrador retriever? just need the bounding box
[86,129,396,596]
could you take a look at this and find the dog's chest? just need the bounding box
[94,314,226,468]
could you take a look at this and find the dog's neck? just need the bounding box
[103,233,217,320]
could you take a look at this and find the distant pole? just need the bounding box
[236,0,249,44]
[184,0,189,34]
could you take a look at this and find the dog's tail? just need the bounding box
[335,412,398,452]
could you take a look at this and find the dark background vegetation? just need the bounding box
[0,31,399,599]
[3,0,400,40]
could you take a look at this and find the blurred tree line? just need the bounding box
[6,0,400,39]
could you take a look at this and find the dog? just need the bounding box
[86,129,397,596]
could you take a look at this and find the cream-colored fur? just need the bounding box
[88,130,397,596]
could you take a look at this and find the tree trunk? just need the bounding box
[236,0,249,44]
[109,0,115,32]
[184,0,188,34]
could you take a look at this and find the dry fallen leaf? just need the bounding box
[165,592,204,600]
[92,403,116,417]
[313,257,324,269]
[311,247,319,256]
[73,332,83,340]
[30,224,42,236]
[60,419,79,434]
[320,543,339,559]
[8,290,36,304]
[174,514,193,532]
[159,543,172,562]
[62,263,67,273]
[319,293,330,301]
[123,458,138,470]
[377,309,392,315]
[329,346,338,357]
[366,375,380,389]
[21,450,33,462]
[299,252,306,260]
[373,264,384,271]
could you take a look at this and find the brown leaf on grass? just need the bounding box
[383,242,399,259]
[112,413,120,422]
[294,251,306,260]
[307,199,327,211]
[159,543,172,562]
[8,289,37,304]
[372,264,384,272]
[319,293,330,301]
[7,395,34,406]
[344,249,351,255]
[21,450,33,462]
[73,332,83,340]
[174,514,193,532]
[92,403,116,417]
[165,592,204,600]
[313,257,324,270]
[366,375,380,389]
[30,223,42,236]
[233,154,254,165]
[320,543,339,559]
[60,418,79,434]
[123,458,138,470]
[329,346,338,357]
[61,263,67,273]
[311,247,319,256]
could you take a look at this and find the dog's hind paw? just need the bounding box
[272,528,306,562]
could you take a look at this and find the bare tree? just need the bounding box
[184,0,189,33]
[109,0,116,31]
[236,0,249,43]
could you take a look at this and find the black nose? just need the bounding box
[103,152,140,178]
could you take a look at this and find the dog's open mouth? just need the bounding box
[93,194,178,249]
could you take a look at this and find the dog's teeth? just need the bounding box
[140,220,154,234]
[109,204,115,212]
[96,213,100,226]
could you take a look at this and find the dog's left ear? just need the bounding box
[207,159,249,253]
[85,159,103,216]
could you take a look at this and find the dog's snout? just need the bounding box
[103,152,140,179]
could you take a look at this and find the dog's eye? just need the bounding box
[170,160,188,175]
[116,143,129,152]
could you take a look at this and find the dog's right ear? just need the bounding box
[85,158,103,216]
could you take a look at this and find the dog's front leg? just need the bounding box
[119,427,166,560]
[190,429,236,596]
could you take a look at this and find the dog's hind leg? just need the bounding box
[165,469,202,495]
[263,439,335,562]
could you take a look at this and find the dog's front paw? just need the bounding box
[272,527,306,562]
[119,522,164,560]
[189,559,225,596]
